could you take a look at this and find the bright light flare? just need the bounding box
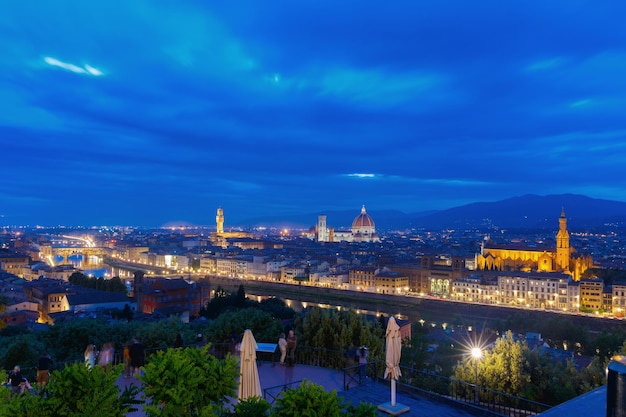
[471,347,483,359]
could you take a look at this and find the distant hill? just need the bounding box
[408,194,626,229]
[241,194,626,230]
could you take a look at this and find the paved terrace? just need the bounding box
[117,361,493,417]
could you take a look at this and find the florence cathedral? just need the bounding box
[314,205,380,243]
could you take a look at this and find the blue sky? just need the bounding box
[1,1,625,227]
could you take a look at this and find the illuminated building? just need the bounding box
[476,209,593,280]
[210,207,253,248]
[315,205,380,243]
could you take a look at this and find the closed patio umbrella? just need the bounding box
[238,329,262,400]
[384,316,402,406]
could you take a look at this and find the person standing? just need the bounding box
[357,346,369,380]
[129,338,145,377]
[98,342,114,372]
[286,330,297,367]
[174,333,183,349]
[84,344,97,370]
[123,342,132,378]
[278,333,287,366]
[37,353,53,391]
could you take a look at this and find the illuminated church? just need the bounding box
[476,208,593,280]
[315,205,380,243]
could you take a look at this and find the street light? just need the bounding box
[471,347,483,403]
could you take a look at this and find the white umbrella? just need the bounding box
[238,329,262,400]
[384,316,402,407]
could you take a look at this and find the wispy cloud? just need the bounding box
[346,173,378,179]
[43,57,104,76]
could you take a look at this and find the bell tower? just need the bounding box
[216,208,224,234]
[556,208,570,271]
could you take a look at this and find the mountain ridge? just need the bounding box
[241,194,626,230]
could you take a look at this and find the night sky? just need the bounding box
[2,1,625,227]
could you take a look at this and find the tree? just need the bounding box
[0,333,46,373]
[454,331,529,396]
[593,328,626,361]
[400,324,432,371]
[206,308,282,344]
[235,285,246,308]
[258,297,295,320]
[68,272,127,292]
[297,308,384,359]
[140,345,239,417]
[199,286,234,319]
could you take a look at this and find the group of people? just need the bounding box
[7,353,53,395]
[83,342,114,370]
[82,338,145,377]
[277,330,297,367]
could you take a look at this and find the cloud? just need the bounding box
[318,67,446,108]
[346,173,377,179]
[43,56,104,76]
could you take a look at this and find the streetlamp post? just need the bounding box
[471,347,482,403]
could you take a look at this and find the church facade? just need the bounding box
[476,209,593,280]
[315,205,380,243]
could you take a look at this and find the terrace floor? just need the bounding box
[117,361,487,417]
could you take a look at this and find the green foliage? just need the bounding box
[400,324,432,370]
[258,297,295,320]
[0,387,53,417]
[199,286,239,319]
[297,308,384,358]
[454,331,529,396]
[593,328,626,361]
[199,286,295,321]
[431,340,457,376]
[235,285,247,308]
[18,362,140,417]
[269,380,344,417]
[504,313,589,355]
[452,330,607,406]
[0,333,45,374]
[40,319,137,362]
[113,304,134,321]
[68,272,127,292]
[343,402,378,417]
[206,308,283,344]
[582,267,626,284]
[269,380,376,417]
[140,345,239,417]
[134,317,191,349]
[232,396,272,417]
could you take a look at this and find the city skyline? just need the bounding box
[2,1,626,227]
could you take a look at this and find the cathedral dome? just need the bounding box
[352,205,375,231]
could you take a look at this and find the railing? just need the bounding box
[263,380,304,405]
[358,361,552,417]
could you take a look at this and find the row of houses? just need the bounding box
[450,271,624,314]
